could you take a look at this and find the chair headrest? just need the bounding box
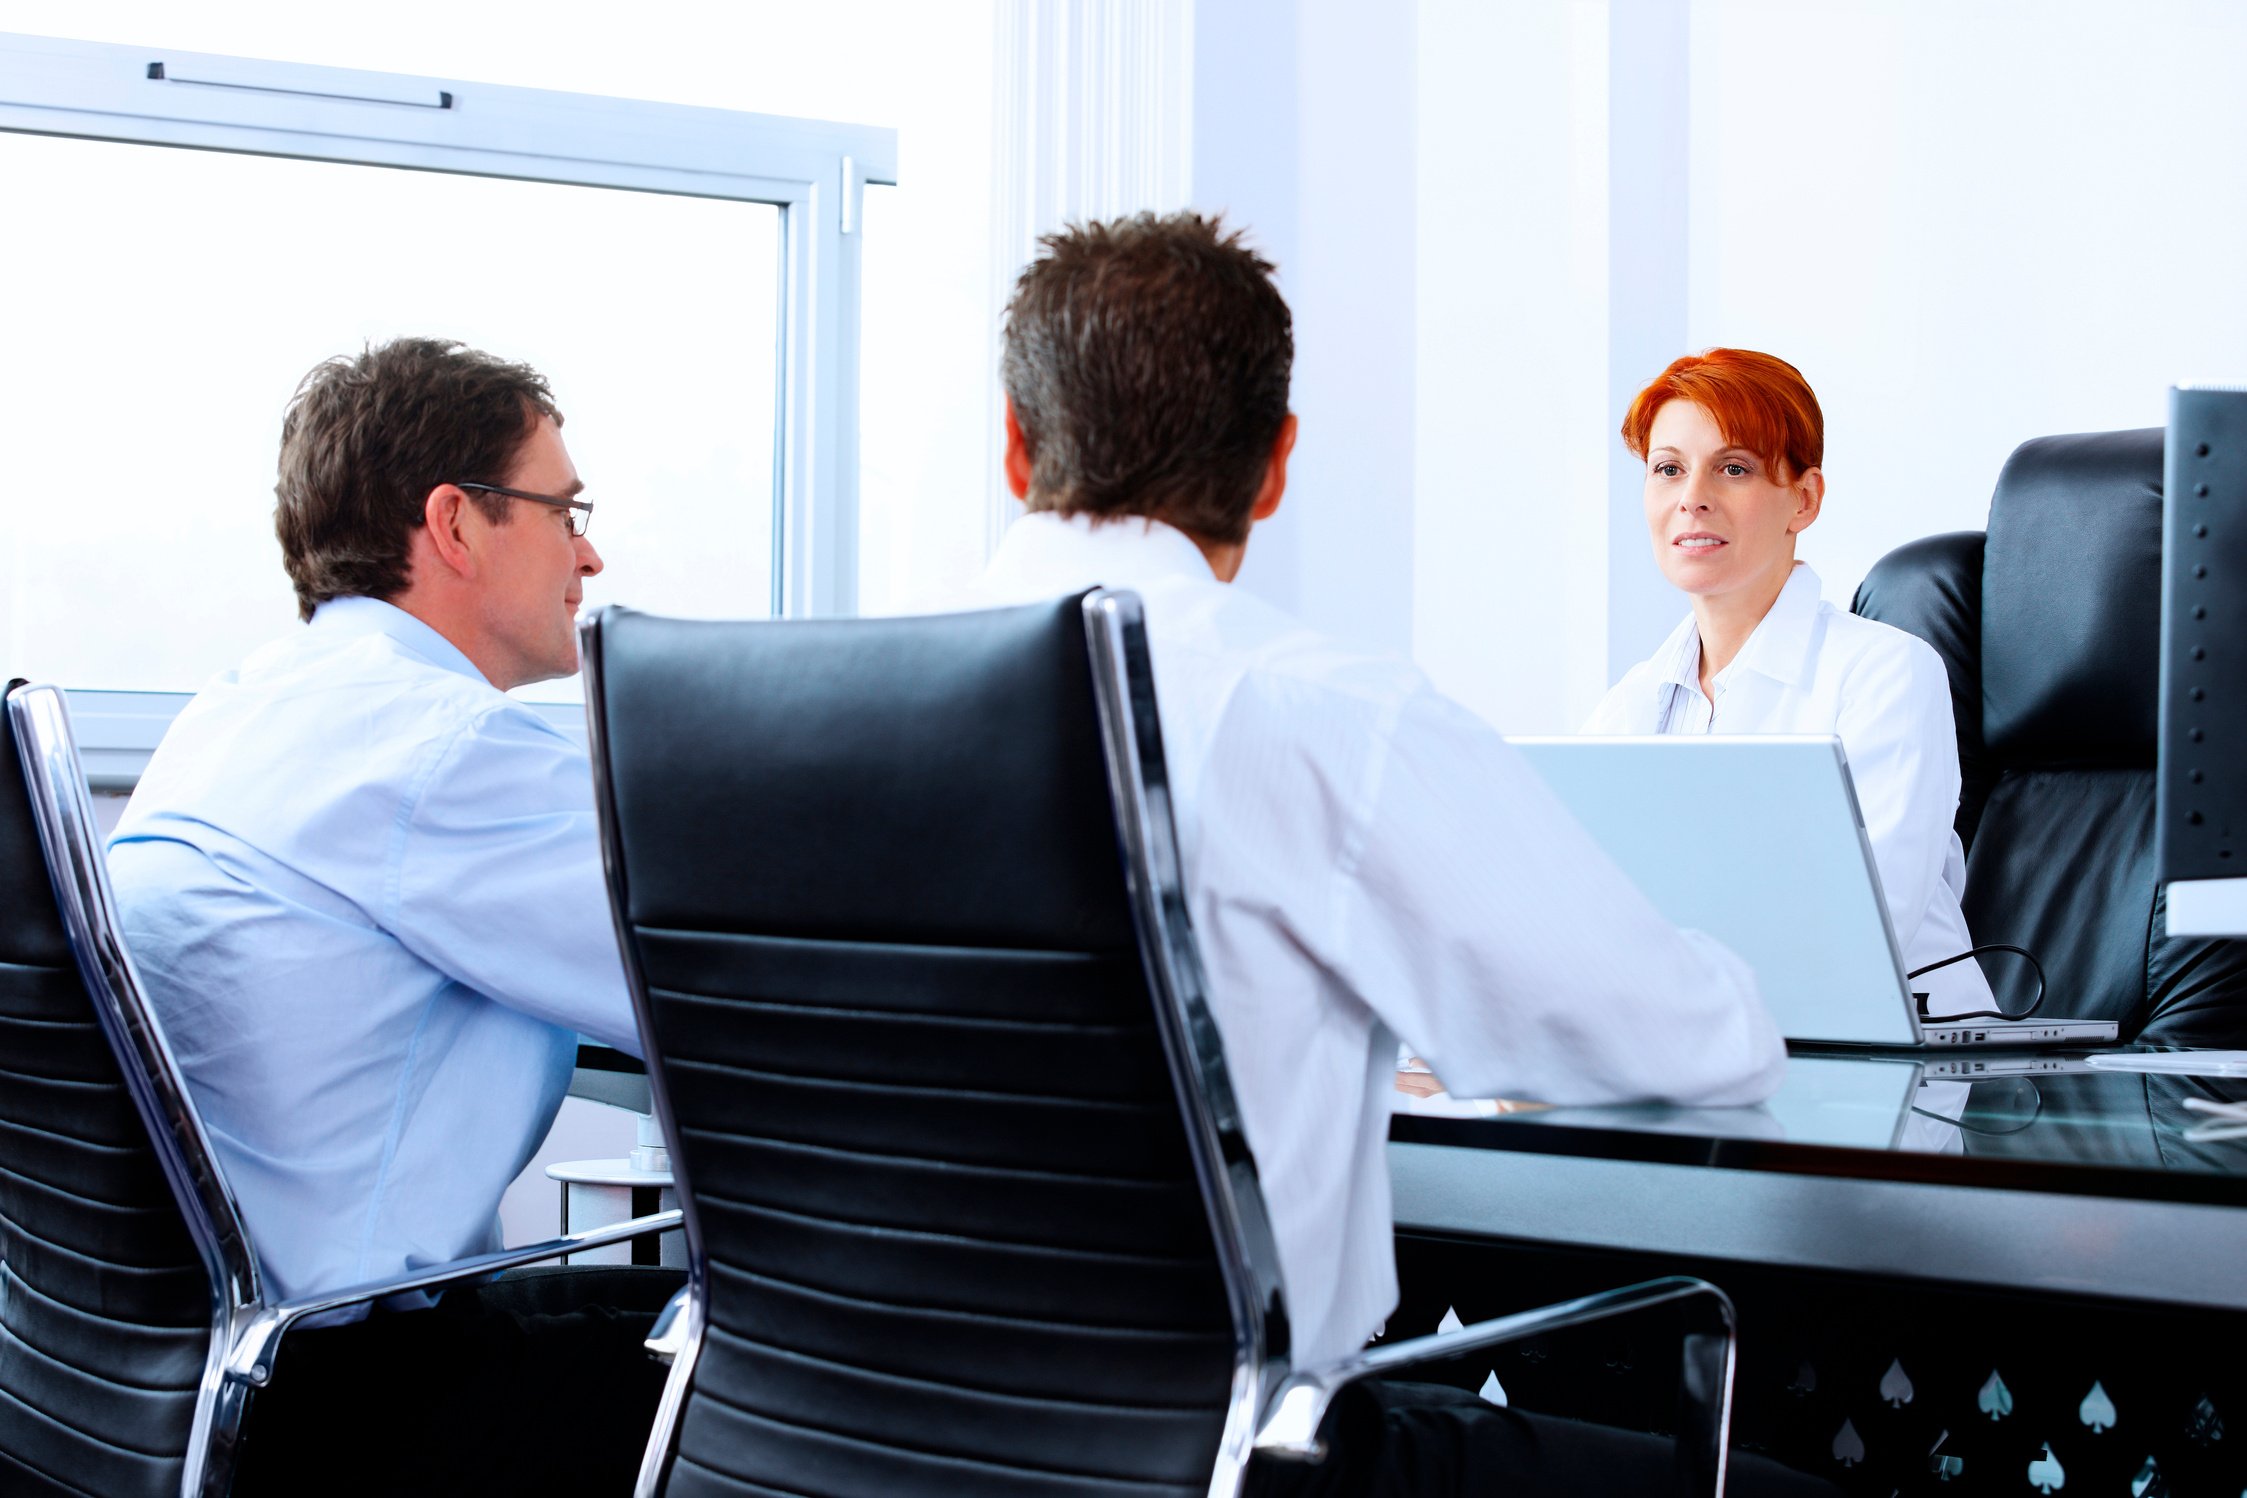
[1982,428,2164,764]
[584,596,1137,952]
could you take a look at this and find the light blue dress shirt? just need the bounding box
[108,596,640,1308]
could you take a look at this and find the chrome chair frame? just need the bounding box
[590,594,1736,1498]
[6,681,681,1498]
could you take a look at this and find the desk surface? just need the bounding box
[1388,1046,2247,1312]
[582,1039,2247,1206]
[578,1039,2247,1306]
[1389,1046,2247,1209]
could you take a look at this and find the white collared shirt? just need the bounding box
[1584,564,1996,1015]
[959,512,1784,1365]
[109,597,638,1309]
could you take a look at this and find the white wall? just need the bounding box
[1194,0,1622,730]
[1191,0,1421,663]
[982,0,1196,571]
[1687,0,2247,611]
[1194,0,2247,734]
[1413,0,1613,733]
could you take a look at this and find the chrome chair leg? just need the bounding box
[1671,1317,1738,1498]
[635,1284,706,1498]
[190,1369,254,1498]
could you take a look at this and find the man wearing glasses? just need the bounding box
[107,337,668,1493]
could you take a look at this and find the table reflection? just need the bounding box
[1391,1047,2247,1190]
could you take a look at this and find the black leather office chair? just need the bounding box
[582,592,1741,1498]
[1852,429,2247,1044]
[0,681,679,1497]
[0,680,214,1497]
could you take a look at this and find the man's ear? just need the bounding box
[1787,466,1826,535]
[1249,413,1298,525]
[1003,397,1033,500]
[419,484,481,581]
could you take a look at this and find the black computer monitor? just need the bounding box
[2157,385,2247,935]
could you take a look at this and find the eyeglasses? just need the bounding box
[455,481,595,538]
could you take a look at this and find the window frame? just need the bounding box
[0,31,896,782]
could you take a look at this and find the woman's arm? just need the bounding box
[1834,633,1963,960]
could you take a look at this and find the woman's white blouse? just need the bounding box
[1583,564,1997,1016]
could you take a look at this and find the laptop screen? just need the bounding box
[1508,736,1918,1046]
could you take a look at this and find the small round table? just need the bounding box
[546,1112,682,1267]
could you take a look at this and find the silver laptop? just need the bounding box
[1507,736,2117,1050]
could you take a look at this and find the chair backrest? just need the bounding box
[1853,431,2247,1043]
[1,682,222,1496]
[582,594,1285,1498]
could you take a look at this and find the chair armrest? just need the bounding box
[645,1286,693,1364]
[224,1207,684,1387]
[1253,1275,1733,1458]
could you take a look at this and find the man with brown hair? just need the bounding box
[108,338,671,1492]
[963,214,1830,1495]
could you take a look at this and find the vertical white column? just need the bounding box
[1190,0,1419,656]
[1285,0,1419,660]
[1412,0,1612,733]
[1189,0,1303,618]
[1605,0,1693,678]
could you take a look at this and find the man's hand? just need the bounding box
[1394,1058,1448,1098]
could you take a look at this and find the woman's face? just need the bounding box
[1641,398,1822,602]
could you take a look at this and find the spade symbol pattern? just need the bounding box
[1927,1428,1963,1482]
[1417,1285,2247,1486]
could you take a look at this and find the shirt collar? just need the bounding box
[1651,562,1825,699]
[1726,563,1824,689]
[980,510,1219,594]
[1652,614,1703,694]
[307,596,491,686]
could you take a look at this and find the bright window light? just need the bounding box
[0,131,781,698]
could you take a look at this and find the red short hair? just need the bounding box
[1621,348,1823,482]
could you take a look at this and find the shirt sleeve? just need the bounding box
[1203,677,1786,1108]
[1833,636,1962,964]
[387,705,642,1055]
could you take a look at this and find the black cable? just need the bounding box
[1910,1077,2045,1135]
[1909,943,2047,1023]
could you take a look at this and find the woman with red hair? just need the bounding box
[1584,348,1994,1015]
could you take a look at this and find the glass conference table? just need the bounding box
[576,1042,2247,1491]
[577,1040,2247,1306]
[1389,1046,2247,1308]
[1386,1046,2247,1494]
